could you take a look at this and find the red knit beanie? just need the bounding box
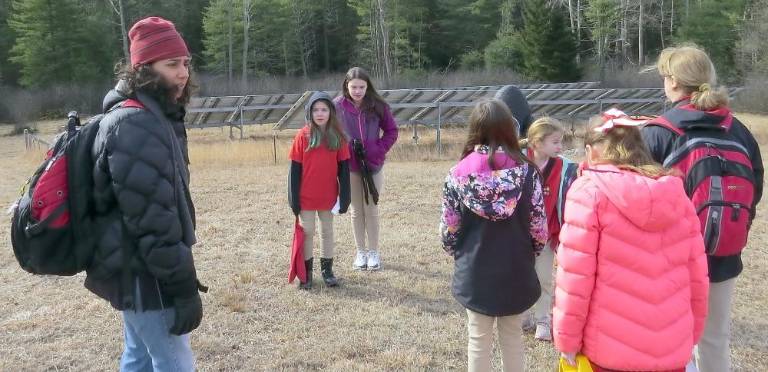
[129,16,189,67]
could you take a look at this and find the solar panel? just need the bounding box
[185,84,743,136]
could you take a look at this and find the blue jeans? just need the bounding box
[120,308,195,372]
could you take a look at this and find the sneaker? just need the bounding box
[367,250,381,271]
[353,250,368,270]
[534,322,552,341]
[521,313,535,333]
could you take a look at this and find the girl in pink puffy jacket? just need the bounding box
[553,109,709,372]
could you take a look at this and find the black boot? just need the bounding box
[299,258,313,290]
[320,258,339,287]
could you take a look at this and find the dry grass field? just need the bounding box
[1,114,767,371]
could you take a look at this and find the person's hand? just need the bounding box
[169,293,203,336]
[561,352,577,366]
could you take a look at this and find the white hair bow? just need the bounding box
[594,108,650,133]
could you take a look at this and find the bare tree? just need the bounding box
[106,0,129,62]
[375,0,392,80]
[292,2,316,78]
[638,0,644,65]
[227,0,233,86]
[242,0,253,89]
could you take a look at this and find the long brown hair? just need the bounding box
[461,99,534,170]
[342,67,389,116]
[584,117,671,178]
[115,61,196,105]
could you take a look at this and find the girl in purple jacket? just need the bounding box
[334,67,399,271]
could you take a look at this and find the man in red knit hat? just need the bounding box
[86,16,202,371]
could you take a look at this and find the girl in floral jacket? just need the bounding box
[440,99,548,372]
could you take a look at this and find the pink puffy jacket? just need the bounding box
[554,164,709,371]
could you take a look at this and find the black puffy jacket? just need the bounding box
[85,82,198,311]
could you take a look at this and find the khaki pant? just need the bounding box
[533,244,554,324]
[299,210,334,259]
[466,309,524,372]
[349,171,384,251]
[695,278,736,372]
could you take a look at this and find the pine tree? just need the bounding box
[675,0,746,81]
[519,0,580,81]
[9,0,114,87]
[0,0,18,84]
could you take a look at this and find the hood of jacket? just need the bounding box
[102,80,131,113]
[661,98,734,131]
[448,146,531,221]
[583,163,685,232]
[304,91,335,122]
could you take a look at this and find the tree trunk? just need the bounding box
[376,0,392,80]
[323,20,330,72]
[283,38,290,76]
[242,0,251,90]
[638,0,644,66]
[670,0,675,35]
[118,0,129,63]
[227,0,233,87]
[567,0,576,33]
[621,0,628,64]
[108,0,130,63]
[660,0,665,48]
[576,0,581,63]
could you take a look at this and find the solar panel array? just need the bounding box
[184,83,742,135]
[184,82,599,132]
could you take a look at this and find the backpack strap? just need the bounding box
[644,115,685,136]
[556,157,578,225]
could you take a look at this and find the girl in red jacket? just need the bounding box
[288,91,351,290]
[554,109,709,372]
[520,117,577,341]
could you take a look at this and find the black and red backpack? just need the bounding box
[10,99,145,275]
[646,104,756,257]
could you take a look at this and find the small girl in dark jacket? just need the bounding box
[289,91,351,289]
[440,99,548,372]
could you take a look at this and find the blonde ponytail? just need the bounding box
[690,83,729,111]
[656,44,729,111]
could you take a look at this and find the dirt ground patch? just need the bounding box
[1,116,766,371]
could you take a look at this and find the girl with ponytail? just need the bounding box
[642,44,764,372]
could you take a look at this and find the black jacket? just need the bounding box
[85,82,198,311]
[642,100,764,282]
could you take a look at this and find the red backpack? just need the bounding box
[11,99,144,275]
[647,107,756,256]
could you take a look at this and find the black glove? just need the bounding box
[170,293,203,336]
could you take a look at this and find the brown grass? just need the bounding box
[0,116,766,370]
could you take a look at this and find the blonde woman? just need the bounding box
[642,45,764,372]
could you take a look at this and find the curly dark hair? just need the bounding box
[115,61,197,105]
